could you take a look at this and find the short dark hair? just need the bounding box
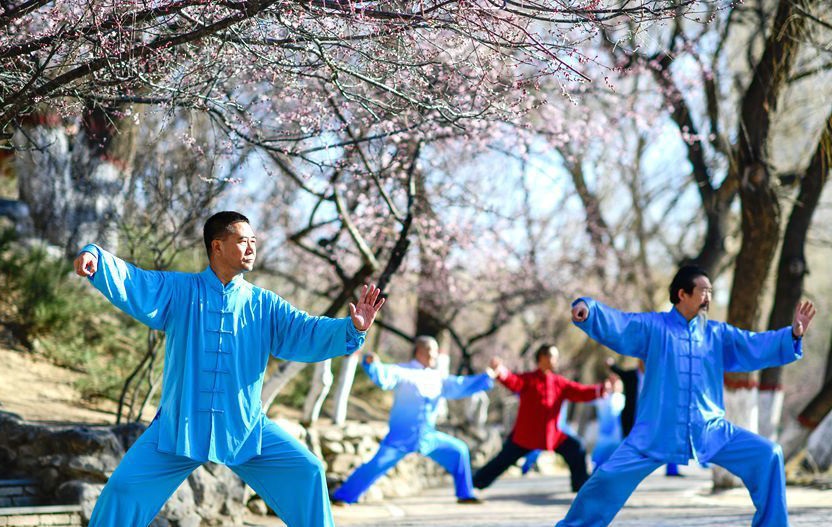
[203,211,250,258]
[535,344,554,363]
[669,265,710,304]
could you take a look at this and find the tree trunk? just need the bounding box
[759,112,832,440]
[0,198,31,235]
[261,361,308,412]
[715,0,810,489]
[783,296,832,461]
[331,352,361,425]
[806,410,832,472]
[302,359,334,424]
[782,376,832,461]
[715,165,780,488]
[797,379,832,439]
[13,105,136,255]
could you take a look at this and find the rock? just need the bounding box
[322,440,345,455]
[321,427,344,443]
[0,411,245,526]
[38,467,61,492]
[274,418,306,441]
[0,410,506,522]
[186,464,246,523]
[65,454,118,480]
[306,427,324,460]
[247,497,269,516]
[112,422,148,450]
[160,478,196,521]
[325,474,343,488]
[0,445,17,465]
[356,437,377,457]
[56,480,104,522]
[343,422,374,439]
[364,484,384,502]
[329,454,362,475]
[178,514,203,527]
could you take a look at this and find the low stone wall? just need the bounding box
[0,410,505,525]
[312,420,503,503]
[0,505,82,526]
[0,412,246,526]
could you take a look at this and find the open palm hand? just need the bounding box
[792,300,817,338]
[349,284,385,332]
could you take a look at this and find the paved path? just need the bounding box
[244,466,832,526]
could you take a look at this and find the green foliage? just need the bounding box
[0,173,15,200]
[0,229,155,406]
[0,231,75,337]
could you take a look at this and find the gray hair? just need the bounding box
[412,335,439,356]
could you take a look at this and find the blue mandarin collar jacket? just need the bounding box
[82,244,365,464]
[573,297,801,464]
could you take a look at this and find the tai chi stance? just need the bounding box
[331,336,494,504]
[556,265,816,527]
[474,345,607,492]
[75,211,385,527]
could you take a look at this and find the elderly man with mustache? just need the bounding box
[556,265,816,527]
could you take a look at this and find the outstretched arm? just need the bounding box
[561,377,606,403]
[441,372,494,400]
[74,244,174,330]
[723,300,817,371]
[271,284,385,363]
[572,298,651,359]
[361,353,402,391]
[489,356,526,393]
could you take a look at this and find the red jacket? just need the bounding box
[497,368,602,451]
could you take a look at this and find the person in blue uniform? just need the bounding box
[606,358,682,476]
[330,336,494,504]
[590,377,624,470]
[556,265,816,527]
[74,211,386,527]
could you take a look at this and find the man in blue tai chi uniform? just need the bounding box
[556,265,816,527]
[331,335,494,504]
[74,211,385,527]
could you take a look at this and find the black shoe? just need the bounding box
[330,496,348,507]
[457,497,485,504]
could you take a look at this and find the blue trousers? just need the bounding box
[89,419,332,527]
[331,431,475,503]
[556,427,787,527]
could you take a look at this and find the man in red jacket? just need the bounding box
[473,344,607,492]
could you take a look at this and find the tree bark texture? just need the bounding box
[758,112,832,439]
[13,105,136,255]
[716,0,812,489]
